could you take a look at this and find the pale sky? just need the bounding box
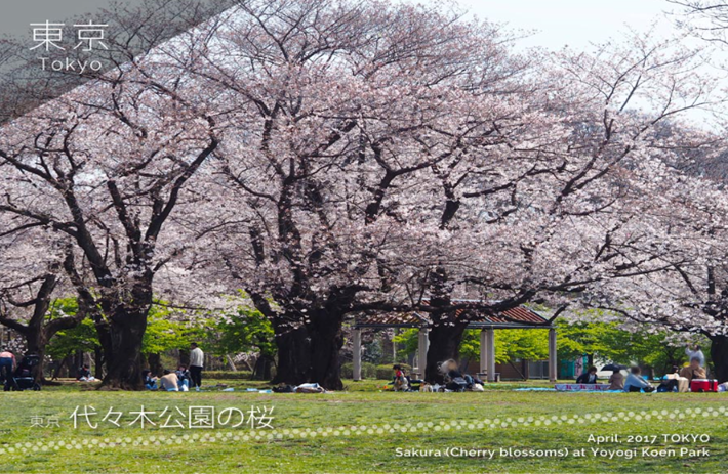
[460,0,679,49]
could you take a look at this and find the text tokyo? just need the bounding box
[39,57,103,73]
[30,20,107,73]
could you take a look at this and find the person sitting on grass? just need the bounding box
[679,357,706,383]
[462,373,483,388]
[159,370,179,392]
[607,369,624,390]
[142,370,158,390]
[175,365,191,391]
[77,364,96,382]
[392,364,409,391]
[657,366,689,393]
[444,366,470,392]
[623,367,654,392]
[576,367,598,384]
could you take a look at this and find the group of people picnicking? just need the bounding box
[575,345,726,392]
[390,359,486,392]
[143,343,205,391]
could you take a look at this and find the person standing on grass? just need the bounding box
[685,344,705,368]
[189,342,204,390]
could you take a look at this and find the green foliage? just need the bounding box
[393,329,418,361]
[46,298,99,360]
[388,314,709,376]
[47,298,195,359]
[47,318,100,360]
[555,319,710,374]
[459,329,550,364]
[395,327,549,364]
[362,339,382,363]
[46,296,276,363]
[141,305,194,355]
[207,306,276,357]
[555,316,619,361]
[389,316,706,375]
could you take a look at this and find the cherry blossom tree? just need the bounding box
[183,1,721,387]
[178,0,561,388]
[567,0,728,381]
[0,31,225,387]
[571,147,728,380]
[0,223,87,382]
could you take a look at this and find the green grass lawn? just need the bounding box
[1,379,726,473]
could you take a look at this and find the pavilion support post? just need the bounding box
[548,328,557,383]
[479,330,487,375]
[485,329,495,382]
[417,328,429,378]
[353,328,362,381]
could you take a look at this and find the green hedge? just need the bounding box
[341,362,377,379]
[202,371,253,380]
[375,363,411,380]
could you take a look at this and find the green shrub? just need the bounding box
[375,363,411,380]
[340,362,377,379]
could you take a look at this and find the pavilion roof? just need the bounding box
[353,304,553,330]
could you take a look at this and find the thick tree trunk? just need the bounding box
[94,346,105,380]
[252,353,274,380]
[93,314,114,376]
[178,349,190,368]
[148,353,162,376]
[99,277,153,390]
[307,312,344,390]
[73,350,84,378]
[710,335,728,383]
[51,353,73,380]
[101,305,149,390]
[0,270,75,385]
[32,348,47,383]
[271,322,311,385]
[25,329,45,382]
[425,320,469,383]
[424,267,467,384]
[24,319,86,384]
